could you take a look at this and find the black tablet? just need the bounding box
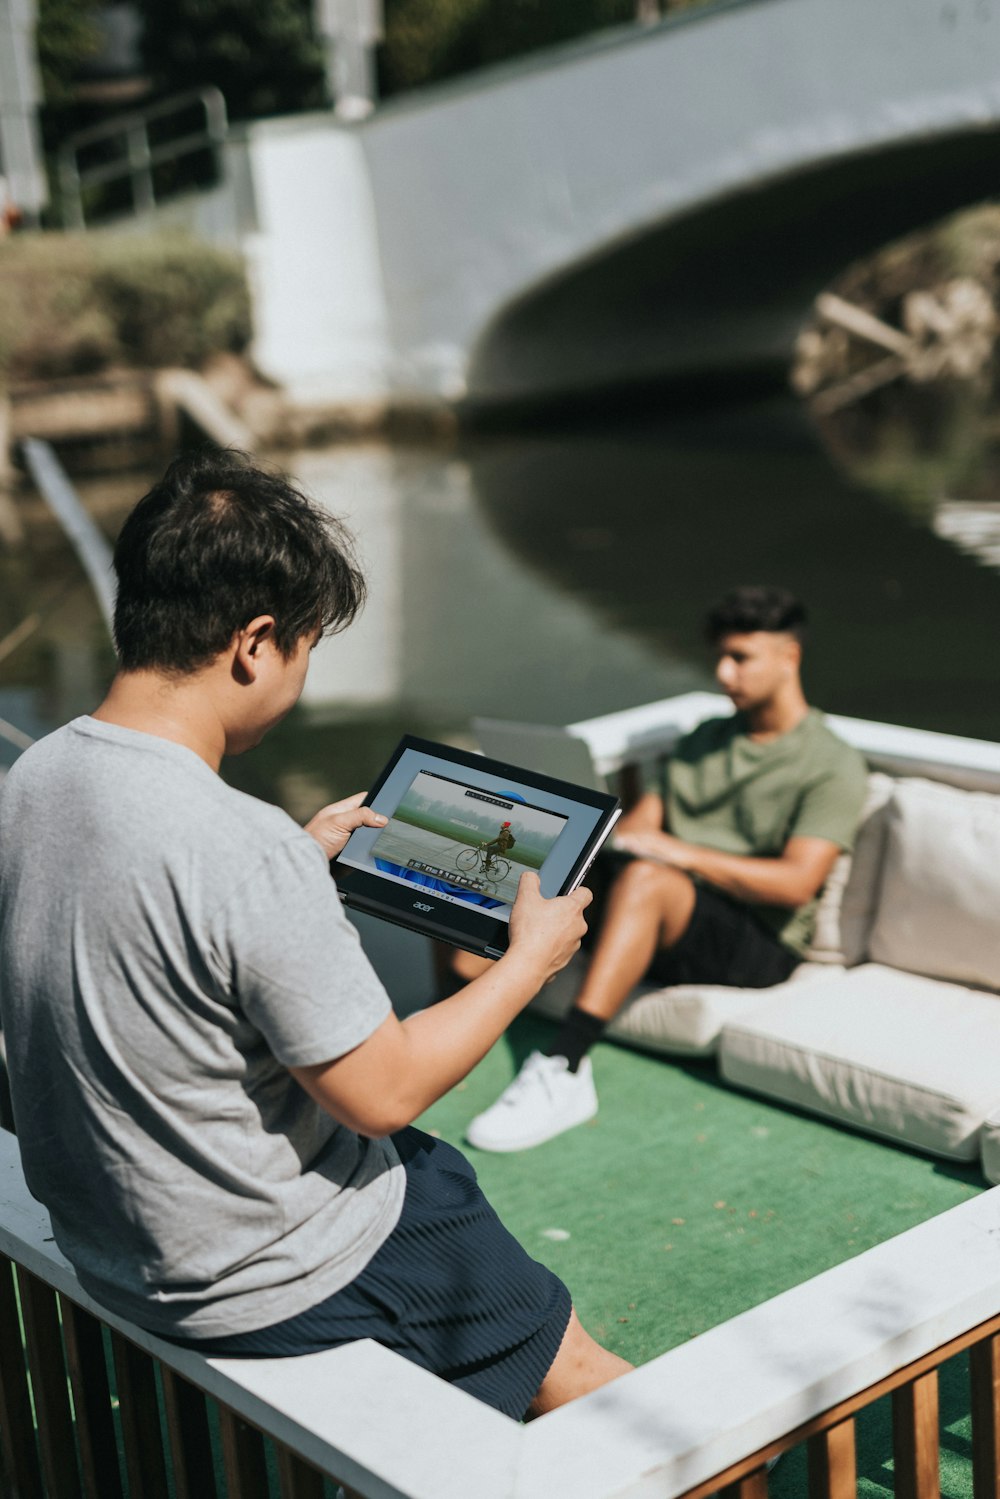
[332,735,621,958]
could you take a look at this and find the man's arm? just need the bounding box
[290,873,591,1137]
[612,828,840,908]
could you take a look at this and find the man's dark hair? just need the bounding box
[704,586,807,646]
[112,449,366,673]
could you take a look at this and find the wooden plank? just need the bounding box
[892,1370,940,1499]
[720,1469,769,1498]
[0,1254,43,1499]
[218,1405,270,1499]
[10,385,153,442]
[807,1417,856,1498]
[971,1333,1000,1499]
[160,1366,217,1499]
[155,369,255,451]
[110,1331,170,1499]
[18,1267,80,1499]
[61,1300,123,1499]
[277,1443,326,1499]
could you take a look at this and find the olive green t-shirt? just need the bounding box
[666,709,868,956]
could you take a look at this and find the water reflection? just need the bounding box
[469,396,1000,740]
[4,394,1000,810]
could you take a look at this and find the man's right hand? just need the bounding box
[507,871,592,985]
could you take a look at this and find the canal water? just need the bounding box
[4,389,1000,824]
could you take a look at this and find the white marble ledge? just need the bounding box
[4,1128,1000,1499]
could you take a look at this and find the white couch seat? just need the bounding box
[718,964,1000,1161]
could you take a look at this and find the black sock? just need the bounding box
[546,1008,607,1073]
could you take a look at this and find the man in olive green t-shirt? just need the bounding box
[466,586,869,1153]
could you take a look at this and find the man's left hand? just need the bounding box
[305,793,388,859]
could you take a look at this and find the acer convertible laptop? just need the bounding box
[332,735,621,959]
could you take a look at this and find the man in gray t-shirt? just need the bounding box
[0,450,629,1420]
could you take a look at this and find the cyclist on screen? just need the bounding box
[483,820,516,873]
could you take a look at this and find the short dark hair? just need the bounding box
[112,449,366,673]
[704,586,807,646]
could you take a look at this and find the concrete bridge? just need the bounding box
[164,0,1000,409]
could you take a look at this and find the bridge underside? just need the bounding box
[467,126,1000,414]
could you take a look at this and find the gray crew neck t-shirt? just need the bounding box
[0,718,404,1339]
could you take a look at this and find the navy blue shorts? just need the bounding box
[174,1128,572,1420]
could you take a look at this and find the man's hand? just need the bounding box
[612,828,694,867]
[305,793,387,860]
[507,871,592,985]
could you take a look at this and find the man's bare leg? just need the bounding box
[572,858,696,1024]
[527,1309,632,1417]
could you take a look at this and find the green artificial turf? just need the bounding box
[419,1012,985,1496]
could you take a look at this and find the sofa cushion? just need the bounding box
[807,772,894,966]
[982,1108,1000,1185]
[868,778,1000,990]
[719,963,1000,1160]
[528,955,837,1058]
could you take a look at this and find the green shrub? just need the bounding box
[0,232,252,387]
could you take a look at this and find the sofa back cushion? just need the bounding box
[867,777,1000,990]
[807,772,894,966]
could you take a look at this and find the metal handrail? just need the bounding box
[57,87,228,229]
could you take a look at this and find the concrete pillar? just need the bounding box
[314,0,384,121]
[0,0,48,223]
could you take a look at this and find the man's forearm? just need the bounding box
[393,949,552,1117]
[674,844,814,907]
[614,825,838,909]
[293,945,562,1137]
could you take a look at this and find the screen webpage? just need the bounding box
[338,764,573,922]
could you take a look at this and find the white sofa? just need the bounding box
[519,730,1000,1183]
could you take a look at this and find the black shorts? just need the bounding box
[171,1128,572,1421]
[646,883,801,990]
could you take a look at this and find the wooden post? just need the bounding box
[0,1255,42,1499]
[110,1331,170,1499]
[61,1299,124,1499]
[18,1268,79,1499]
[971,1332,1000,1499]
[893,1370,940,1499]
[808,1417,856,1498]
[277,1445,327,1498]
[720,1469,769,1498]
[0,395,23,544]
[218,1406,270,1499]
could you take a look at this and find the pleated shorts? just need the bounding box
[189,1126,573,1420]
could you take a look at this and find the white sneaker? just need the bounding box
[465,1051,598,1152]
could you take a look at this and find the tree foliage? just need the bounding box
[45,0,712,131]
[0,232,251,386]
[379,0,639,95]
[35,0,103,109]
[137,0,327,123]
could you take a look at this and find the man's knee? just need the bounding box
[614,856,691,903]
[606,859,696,949]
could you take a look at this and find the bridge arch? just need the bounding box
[467,121,1000,408]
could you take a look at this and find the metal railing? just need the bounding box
[57,87,228,229]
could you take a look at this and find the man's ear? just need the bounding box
[785,635,803,673]
[233,616,278,681]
